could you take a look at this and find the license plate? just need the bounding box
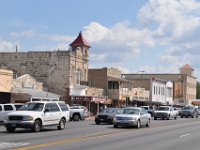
[11,124,16,127]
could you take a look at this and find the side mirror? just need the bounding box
[44,109,49,113]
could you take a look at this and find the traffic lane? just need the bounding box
[0,117,199,142]
[25,119,200,150]
[0,120,126,146]
[12,118,200,150]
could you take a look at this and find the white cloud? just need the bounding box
[83,21,155,66]
[10,30,74,43]
[3,0,200,80]
[0,37,19,52]
[10,30,35,38]
[136,0,200,76]
[48,35,74,42]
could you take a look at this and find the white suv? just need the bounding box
[4,101,70,133]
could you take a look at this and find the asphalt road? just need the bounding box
[0,117,200,150]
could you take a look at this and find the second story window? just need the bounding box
[108,81,119,89]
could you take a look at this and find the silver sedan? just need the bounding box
[113,107,151,128]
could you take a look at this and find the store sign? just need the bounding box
[179,99,184,103]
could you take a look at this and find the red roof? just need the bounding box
[69,31,91,48]
[181,64,194,70]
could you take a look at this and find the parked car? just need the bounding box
[113,107,151,128]
[154,106,178,120]
[95,108,121,124]
[4,101,70,133]
[180,107,198,118]
[174,107,182,116]
[140,106,155,117]
[0,103,24,124]
[69,106,88,121]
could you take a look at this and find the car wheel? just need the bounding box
[73,114,80,121]
[108,119,113,124]
[114,125,118,128]
[146,119,150,127]
[80,116,85,121]
[32,120,42,132]
[174,115,177,120]
[6,127,16,133]
[181,116,183,118]
[154,117,157,120]
[196,115,198,118]
[95,120,100,125]
[58,118,65,130]
[167,115,170,120]
[136,120,140,129]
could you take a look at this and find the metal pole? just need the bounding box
[89,101,91,119]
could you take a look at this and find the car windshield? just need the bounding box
[100,108,117,114]
[157,107,169,111]
[182,107,193,110]
[141,107,148,110]
[20,103,44,111]
[122,109,139,115]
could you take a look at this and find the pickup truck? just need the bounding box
[154,106,178,120]
[69,106,89,121]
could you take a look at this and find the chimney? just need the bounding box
[16,45,18,53]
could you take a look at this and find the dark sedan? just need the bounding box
[180,107,198,118]
[95,108,121,124]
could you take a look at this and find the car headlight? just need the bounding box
[23,116,33,121]
[113,117,117,121]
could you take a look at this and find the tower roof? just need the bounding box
[181,64,194,70]
[69,31,91,48]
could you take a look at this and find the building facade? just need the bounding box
[124,64,196,106]
[0,32,109,114]
[0,32,90,103]
[88,67,124,106]
[0,69,13,103]
[128,77,173,105]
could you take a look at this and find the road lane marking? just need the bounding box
[179,133,191,138]
[14,129,135,150]
[0,142,29,149]
[13,119,200,150]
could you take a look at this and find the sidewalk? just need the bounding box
[85,115,95,120]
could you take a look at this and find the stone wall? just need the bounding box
[0,51,71,98]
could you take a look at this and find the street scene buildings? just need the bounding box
[0,32,197,115]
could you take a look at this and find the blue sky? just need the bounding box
[1,0,200,80]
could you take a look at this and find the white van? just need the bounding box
[0,103,23,124]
